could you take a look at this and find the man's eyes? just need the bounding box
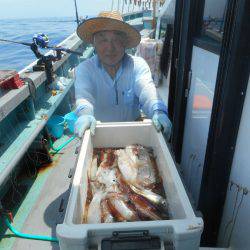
[97,38,122,44]
[99,38,108,43]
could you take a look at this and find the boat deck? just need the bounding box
[0,135,80,250]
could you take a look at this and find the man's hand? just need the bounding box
[152,111,172,141]
[74,115,96,137]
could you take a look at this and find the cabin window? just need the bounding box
[194,0,228,54]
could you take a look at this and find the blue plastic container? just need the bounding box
[47,115,65,139]
[64,112,78,134]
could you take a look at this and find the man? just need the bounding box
[74,11,172,139]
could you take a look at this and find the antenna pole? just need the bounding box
[73,0,80,26]
[117,0,120,12]
[152,0,156,29]
[122,0,125,13]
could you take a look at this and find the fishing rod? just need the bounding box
[73,0,80,26]
[0,34,82,87]
[0,38,82,56]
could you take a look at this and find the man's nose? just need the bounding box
[106,40,116,51]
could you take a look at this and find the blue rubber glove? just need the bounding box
[152,111,172,140]
[74,115,96,137]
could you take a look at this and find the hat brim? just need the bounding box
[77,17,141,48]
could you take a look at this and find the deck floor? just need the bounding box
[8,137,80,250]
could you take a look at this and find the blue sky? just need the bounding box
[0,0,134,19]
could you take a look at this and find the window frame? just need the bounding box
[168,0,250,245]
[193,0,228,55]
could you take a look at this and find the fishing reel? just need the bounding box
[33,33,49,48]
[30,33,62,87]
[31,33,60,59]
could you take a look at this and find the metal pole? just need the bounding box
[122,0,125,13]
[73,0,80,26]
[156,0,160,16]
[152,0,156,29]
[117,0,120,11]
[111,0,114,10]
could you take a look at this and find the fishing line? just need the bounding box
[13,110,24,132]
[4,173,17,207]
[28,151,51,166]
[19,103,34,122]
[222,183,240,244]
[24,153,37,179]
[4,117,16,146]
[227,190,245,246]
[187,154,196,190]
[9,171,22,206]
[190,163,201,195]
[7,113,23,141]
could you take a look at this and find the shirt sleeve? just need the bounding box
[133,56,168,118]
[74,61,96,116]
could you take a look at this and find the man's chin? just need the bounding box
[103,60,120,67]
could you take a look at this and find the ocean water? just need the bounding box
[0,17,78,71]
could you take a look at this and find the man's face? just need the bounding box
[94,31,126,67]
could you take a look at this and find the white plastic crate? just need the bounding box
[57,121,203,250]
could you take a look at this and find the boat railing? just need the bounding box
[0,33,94,190]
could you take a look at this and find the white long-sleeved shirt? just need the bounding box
[75,53,167,122]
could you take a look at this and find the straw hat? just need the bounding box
[77,11,141,48]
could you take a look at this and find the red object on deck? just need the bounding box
[0,70,24,89]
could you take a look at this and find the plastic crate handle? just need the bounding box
[101,230,164,250]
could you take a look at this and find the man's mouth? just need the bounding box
[105,54,116,58]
